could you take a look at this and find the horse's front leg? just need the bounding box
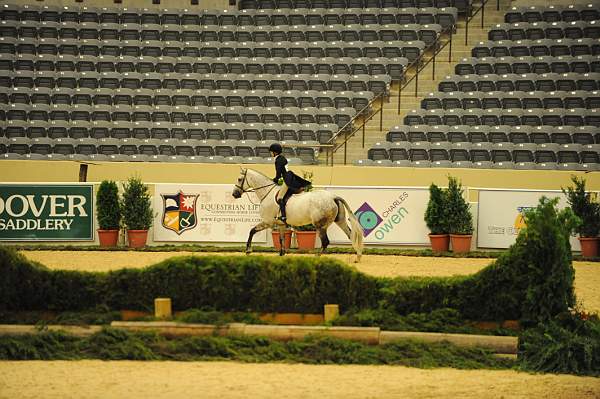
[278,224,287,256]
[318,228,329,256]
[246,222,270,255]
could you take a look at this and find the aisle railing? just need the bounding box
[324,25,456,166]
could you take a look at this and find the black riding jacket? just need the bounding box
[272,154,311,190]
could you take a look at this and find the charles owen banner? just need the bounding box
[477,189,580,250]
[323,186,431,245]
[0,184,93,241]
[153,184,266,243]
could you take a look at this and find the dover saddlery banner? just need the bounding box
[153,184,266,243]
[477,189,580,250]
[323,186,431,245]
[0,184,93,241]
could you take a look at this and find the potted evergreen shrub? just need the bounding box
[446,176,473,253]
[424,183,449,252]
[562,175,600,257]
[96,180,121,247]
[293,171,317,250]
[121,175,154,248]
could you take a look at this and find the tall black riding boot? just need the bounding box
[279,191,292,224]
[278,199,287,223]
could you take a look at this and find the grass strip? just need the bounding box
[0,327,515,370]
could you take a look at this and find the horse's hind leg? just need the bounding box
[318,227,329,256]
[246,222,269,255]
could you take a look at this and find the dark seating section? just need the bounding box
[0,2,457,163]
[362,2,600,169]
[359,124,600,170]
[488,21,599,41]
[455,55,600,75]
[240,0,463,10]
[422,90,600,110]
[504,4,600,23]
[1,121,336,164]
[471,38,599,58]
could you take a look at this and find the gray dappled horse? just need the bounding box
[232,168,364,261]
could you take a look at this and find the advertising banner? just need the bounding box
[153,184,266,243]
[323,186,431,245]
[477,189,580,250]
[0,184,93,241]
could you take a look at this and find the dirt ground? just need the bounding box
[2,251,599,399]
[1,360,599,399]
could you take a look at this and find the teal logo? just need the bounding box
[355,202,383,237]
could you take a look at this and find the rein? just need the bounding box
[236,170,277,204]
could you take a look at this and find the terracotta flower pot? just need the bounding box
[272,230,292,250]
[450,234,472,253]
[127,229,148,248]
[296,230,317,250]
[578,237,599,258]
[98,229,119,247]
[428,234,450,253]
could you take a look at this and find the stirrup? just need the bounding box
[277,216,288,226]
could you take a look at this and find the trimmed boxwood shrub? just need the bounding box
[424,183,449,234]
[121,176,153,231]
[446,176,473,235]
[562,175,600,237]
[0,248,103,312]
[0,196,579,324]
[519,312,600,376]
[96,180,121,230]
[0,250,380,314]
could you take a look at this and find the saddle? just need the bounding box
[275,187,303,202]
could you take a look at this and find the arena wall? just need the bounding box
[0,160,596,194]
[0,160,598,249]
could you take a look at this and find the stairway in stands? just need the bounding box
[326,0,513,165]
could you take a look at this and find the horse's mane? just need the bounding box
[245,168,271,180]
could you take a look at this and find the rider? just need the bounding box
[269,143,311,224]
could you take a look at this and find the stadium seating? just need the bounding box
[454,55,600,75]
[362,2,600,170]
[504,4,599,23]
[0,2,459,163]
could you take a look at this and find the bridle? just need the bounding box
[235,169,277,204]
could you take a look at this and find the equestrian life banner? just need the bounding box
[323,186,431,245]
[0,184,94,241]
[477,189,580,250]
[153,184,266,243]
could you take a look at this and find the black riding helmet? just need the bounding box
[269,143,282,154]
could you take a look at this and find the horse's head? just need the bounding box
[232,168,248,199]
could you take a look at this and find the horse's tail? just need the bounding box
[335,197,364,260]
